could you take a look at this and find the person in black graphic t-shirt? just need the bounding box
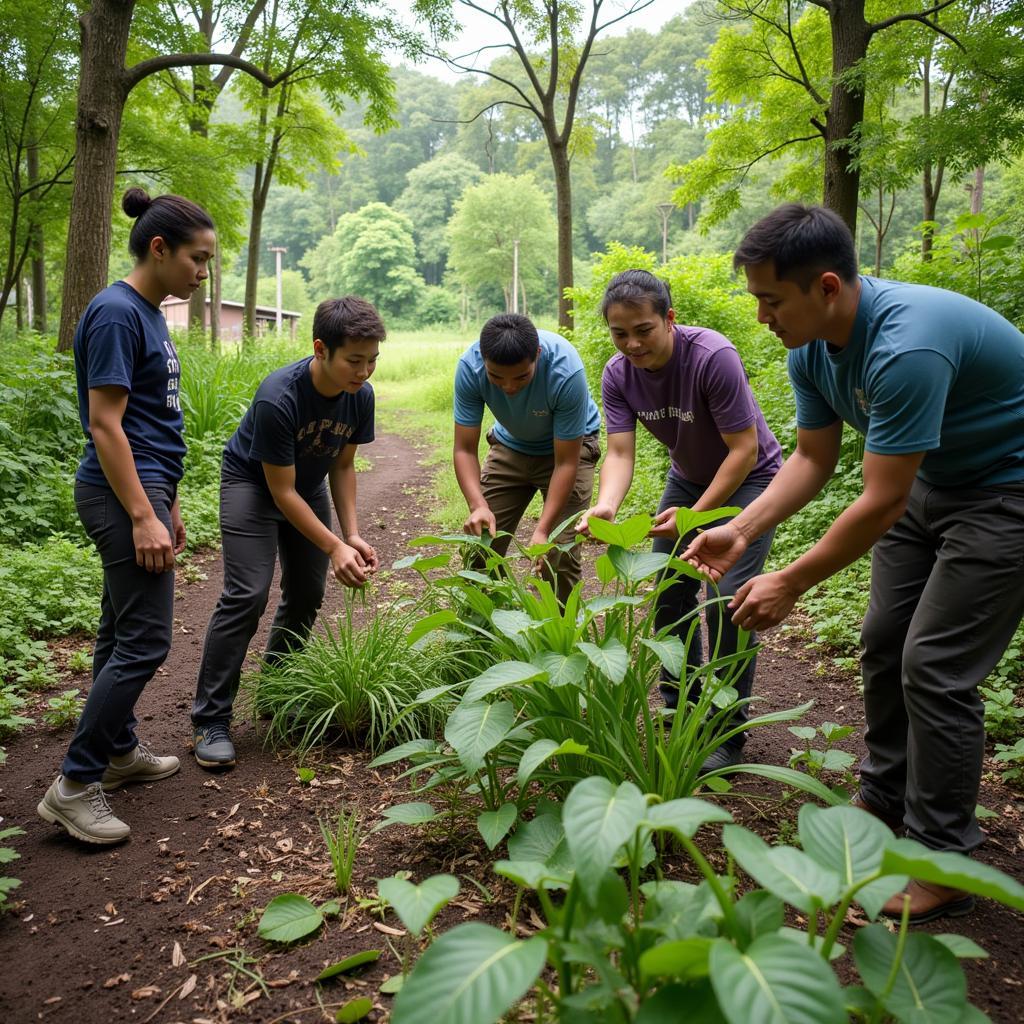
[38,187,215,845]
[191,297,385,769]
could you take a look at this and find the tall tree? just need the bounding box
[416,0,655,329]
[0,0,77,331]
[670,0,967,235]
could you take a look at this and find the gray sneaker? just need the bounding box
[37,777,131,844]
[193,723,236,769]
[101,743,180,791]
[699,743,744,775]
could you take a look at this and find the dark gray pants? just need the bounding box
[859,478,1024,854]
[63,481,176,783]
[191,474,330,726]
[652,472,775,742]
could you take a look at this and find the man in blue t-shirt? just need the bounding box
[191,297,384,768]
[684,204,1024,924]
[453,313,602,601]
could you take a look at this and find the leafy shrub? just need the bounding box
[415,286,460,327]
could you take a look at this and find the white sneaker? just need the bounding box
[101,743,180,791]
[37,777,131,844]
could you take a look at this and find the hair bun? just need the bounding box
[122,186,153,219]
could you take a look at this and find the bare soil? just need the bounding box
[1,430,1022,1024]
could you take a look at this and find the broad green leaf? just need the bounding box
[517,739,558,788]
[722,763,842,805]
[406,609,460,646]
[491,609,535,638]
[394,553,453,572]
[710,934,846,1024]
[477,804,517,850]
[640,636,686,679]
[675,506,741,537]
[724,826,841,913]
[639,937,714,982]
[531,650,588,687]
[414,683,461,705]
[374,802,440,832]
[257,893,323,944]
[390,923,545,1024]
[464,661,546,702]
[508,813,571,872]
[493,859,569,890]
[445,700,516,774]
[788,726,818,741]
[378,874,460,937]
[854,924,966,1023]
[409,532,489,546]
[798,804,905,918]
[584,594,646,615]
[336,996,373,1022]
[819,722,855,742]
[577,639,629,685]
[642,798,732,840]
[585,512,652,548]
[933,934,988,959]
[317,950,382,981]
[380,974,404,994]
[777,927,845,961]
[880,838,1024,910]
[608,547,670,582]
[563,777,646,901]
[636,981,727,1024]
[734,891,785,945]
[594,553,616,585]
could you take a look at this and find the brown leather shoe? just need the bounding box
[881,880,976,924]
[850,791,905,832]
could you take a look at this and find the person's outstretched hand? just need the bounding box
[681,523,747,582]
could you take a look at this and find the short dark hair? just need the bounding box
[313,296,387,354]
[601,269,673,319]
[479,313,539,365]
[733,203,858,288]
[122,187,214,260]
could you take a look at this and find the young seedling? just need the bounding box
[319,807,362,896]
[376,873,460,978]
[42,689,83,729]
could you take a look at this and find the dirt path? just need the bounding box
[1,430,1023,1023]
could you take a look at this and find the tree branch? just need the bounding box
[868,0,963,45]
[124,52,288,94]
[212,0,270,94]
[724,133,821,181]
[434,99,537,125]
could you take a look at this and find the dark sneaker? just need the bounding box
[700,743,744,775]
[37,777,130,844]
[101,743,180,791]
[850,790,905,832]
[881,880,975,924]
[193,723,236,769]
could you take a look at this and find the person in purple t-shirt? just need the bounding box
[579,269,782,771]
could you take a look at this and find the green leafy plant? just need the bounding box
[980,682,1024,743]
[249,593,467,755]
[320,807,362,895]
[993,739,1024,787]
[0,826,24,912]
[788,721,857,790]
[0,686,33,739]
[66,648,91,674]
[42,689,83,729]
[257,892,325,944]
[375,510,831,845]
[391,776,1024,1023]
[296,766,317,785]
[377,873,460,981]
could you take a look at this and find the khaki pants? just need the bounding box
[479,433,600,603]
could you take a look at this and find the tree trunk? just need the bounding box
[823,0,869,234]
[210,245,221,350]
[969,165,985,214]
[242,176,265,343]
[56,0,133,351]
[26,143,47,333]
[551,140,573,331]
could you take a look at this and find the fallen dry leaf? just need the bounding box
[179,974,198,999]
[172,941,186,967]
[105,902,117,915]
[130,985,161,1000]
[372,922,406,937]
[102,973,131,989]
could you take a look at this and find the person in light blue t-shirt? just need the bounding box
[453,313,601,601]
[683,204,1024,926]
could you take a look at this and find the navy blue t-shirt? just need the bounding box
[222,358,375,496]
[74,281,186,486]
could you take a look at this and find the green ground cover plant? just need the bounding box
[0,826,24,913]
[390,777,1024,1024]
[374,510,835,849]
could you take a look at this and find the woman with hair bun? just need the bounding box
[38,187,215,844]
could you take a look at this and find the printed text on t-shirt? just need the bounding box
[637,406,694,423]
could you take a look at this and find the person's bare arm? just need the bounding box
[88,385,174,573]
[263,462,367,587]
[729,448,923,631]
[328,444,378,571]
[683,421,844,579]
[577,430,636,535]
[649,424,759,538]
[453,422,496,536]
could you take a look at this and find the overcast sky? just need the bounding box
[384,0,690,82]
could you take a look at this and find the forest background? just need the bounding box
[1,0,1023,774]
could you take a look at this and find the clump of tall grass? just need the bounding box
[248,594,475,754]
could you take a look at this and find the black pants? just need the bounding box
[859,479,1024,853]
[62,481,176,783]
[191,473,330,726]
[652,472,775,743]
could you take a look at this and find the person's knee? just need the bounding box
[861,606,905,667]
